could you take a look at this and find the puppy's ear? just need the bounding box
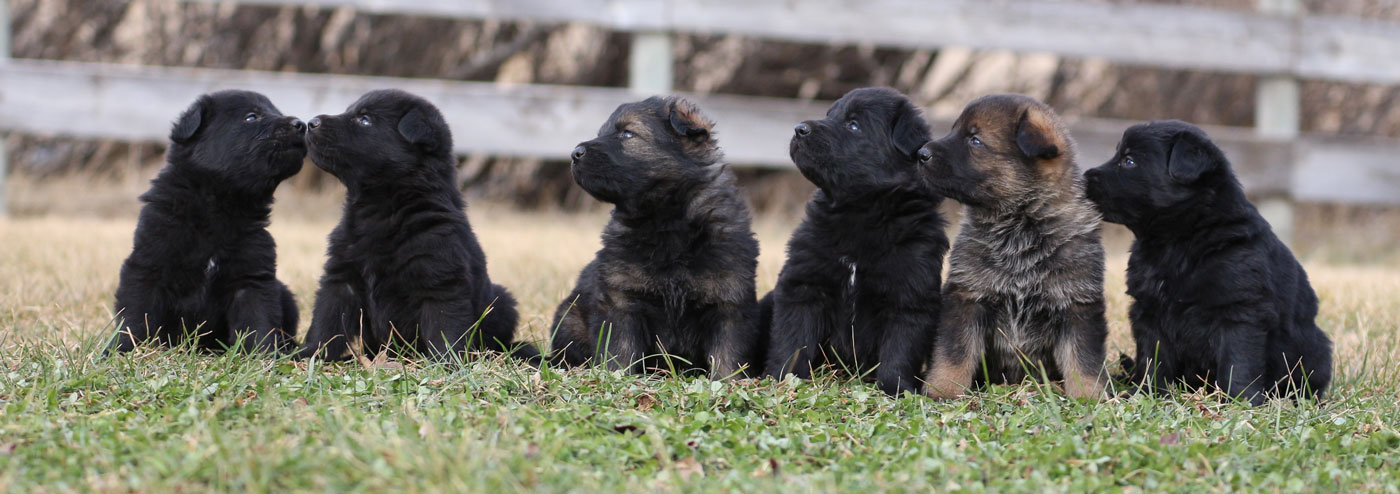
[891,100,932,160]
[170,97,208,143]
[1166,128,1225,183]
[1015,107,1062,162]
[397,108,444,153]
[667,98,714,141]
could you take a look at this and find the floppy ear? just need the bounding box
[667,99,714,141]
[170,97,207,143]
[397,108,442,152]
[1166,128,1225,183]
[1015,107,1061,161]
[890,101,932,160]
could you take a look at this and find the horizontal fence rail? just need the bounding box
[3,59,1398,203]
[193,0,1400,86]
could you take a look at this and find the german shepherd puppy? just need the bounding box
[111,90,304,354]
[1085,120,1332,405]
[761,87,948,396]
[549,96,761,377]
[916,94,1108,399]
[297,89,535,362]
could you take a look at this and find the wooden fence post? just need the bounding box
[1256,0,1300,245]
[628,32,673,95]
[1,0,10,217]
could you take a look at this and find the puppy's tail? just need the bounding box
[480,283,542,366]
[1113,352,1137,383]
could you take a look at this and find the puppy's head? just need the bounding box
[790,87,931,197]
[569,96,722,205]
[1084,120,1233,227]
[305,89,453,186]
[916,94,1076,209]
[169,90,306,191]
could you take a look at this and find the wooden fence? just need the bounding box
[2,0,1399,232]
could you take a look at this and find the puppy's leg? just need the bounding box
[596,295,648,373]
[924,291,985,399]
[549,289,595,367]
[1128,332,1178,397]
[1054,300,1109,400]
[707,302,758,379]
[1217,326,1269,406]
[109,283,168,354]
[298,279,363,361]
[227,284,293,354]
[762,285,833,380]
[874,308,937,397]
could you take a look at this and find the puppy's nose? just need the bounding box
[917,147,933,163]
[571,146,587,161]
[794,122,812,137]
[291,119,306,132]
[307,117,322,130]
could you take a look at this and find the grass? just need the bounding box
[1,208,1399,492]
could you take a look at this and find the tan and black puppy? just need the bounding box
[916,94,1108,400]
[549,96,762,378]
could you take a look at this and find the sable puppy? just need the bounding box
[916,94,1108,399]
[549,96,761,377]
[761,87,948,396]
[1084,120,1332,404]
[110,90,304,354]
[297,89,535,361]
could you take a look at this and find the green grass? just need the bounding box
[2,215,1398,492]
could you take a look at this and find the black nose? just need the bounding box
[917,147,933,163]
[307,117,321,130]
[794,123,812,137]
[571,146,587,161]
[291,119,306,132]
[1085,169,1100,182]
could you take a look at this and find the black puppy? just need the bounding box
[110,90,304,354]
[1085,120,1332,404]
[297,89,536,362]
[761,87,947,396]
[549,96,761,377]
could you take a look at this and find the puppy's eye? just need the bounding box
[1121,156,1137,168]
[620,130,635,140]
[244,113,259,122]
[968,135,983,147]
[355,115,371,127]
[847,120,860,132]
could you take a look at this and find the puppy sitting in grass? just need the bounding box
[1085,121,1332,405]
[111,90,304,354]
[297,89,536,362]
[761,87,948,396]
[549,96,762,377]
[917,94,1108,400]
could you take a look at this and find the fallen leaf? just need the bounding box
[675,457,705,480]
[636,393,657,411]
[1160,433,1181,445]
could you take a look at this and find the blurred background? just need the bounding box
[2,0,1400,262]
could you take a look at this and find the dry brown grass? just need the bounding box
[2,201,1397,389]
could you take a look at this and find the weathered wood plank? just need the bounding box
[0,59,823,167]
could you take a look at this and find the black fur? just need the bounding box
[760,88,947,396]
[297,89,536,362]
[1084,120,1333,405]
[549,96,762,377]
[110,90,304,354]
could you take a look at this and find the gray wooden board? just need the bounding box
[186,0,1400,85]
[3,59,1397,203]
